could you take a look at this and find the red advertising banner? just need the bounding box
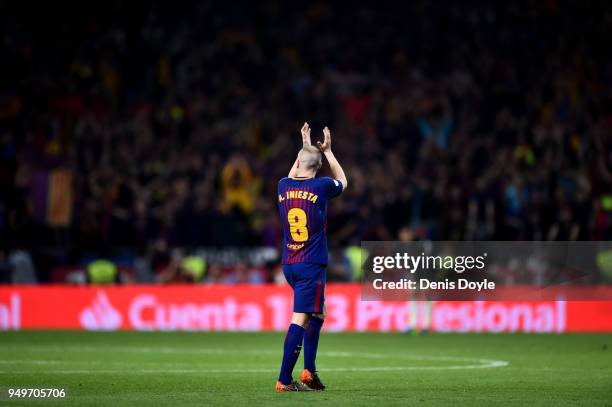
[1,284,612,332]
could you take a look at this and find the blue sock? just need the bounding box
[278,324,305,385]
[304,316,324,372]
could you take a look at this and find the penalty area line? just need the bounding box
[0,346,509,373]
[0,359,508,375]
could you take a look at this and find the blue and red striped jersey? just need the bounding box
[278,176,343,265]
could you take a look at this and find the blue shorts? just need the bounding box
[282,263,326,314]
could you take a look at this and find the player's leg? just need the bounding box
[276,264,313,392]
[300,307,326,390]
[304,307,325,372]
[300,264,327,390]
[277,311,311,391]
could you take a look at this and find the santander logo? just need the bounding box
[79,291,123,331]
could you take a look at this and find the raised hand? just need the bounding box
[317,126,332,152]
[301,122,312,146]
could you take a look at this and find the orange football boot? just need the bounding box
[275,380,313,392]
[300,369,326,390]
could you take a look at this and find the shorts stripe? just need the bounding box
[314,279,322,313]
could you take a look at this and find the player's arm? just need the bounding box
[318,126,348,191]
[288,159,299,178]
[288,122,312,177]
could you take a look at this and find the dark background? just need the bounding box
[1,1,611,284]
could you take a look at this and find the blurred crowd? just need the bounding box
[1,1,611,283]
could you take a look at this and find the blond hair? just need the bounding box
[298,146,322,171]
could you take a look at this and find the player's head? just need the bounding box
[297,145,322,173]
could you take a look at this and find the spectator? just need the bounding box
[0,1,611,283]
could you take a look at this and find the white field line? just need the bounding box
[0,366,506,375]
[0,345,508,374]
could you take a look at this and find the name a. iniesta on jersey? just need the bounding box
[278,190,319,203]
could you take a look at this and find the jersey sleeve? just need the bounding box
[321,177,344,198]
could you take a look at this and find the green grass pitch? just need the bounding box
[0,332,611,406]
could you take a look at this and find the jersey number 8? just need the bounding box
[287,207,309,242]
